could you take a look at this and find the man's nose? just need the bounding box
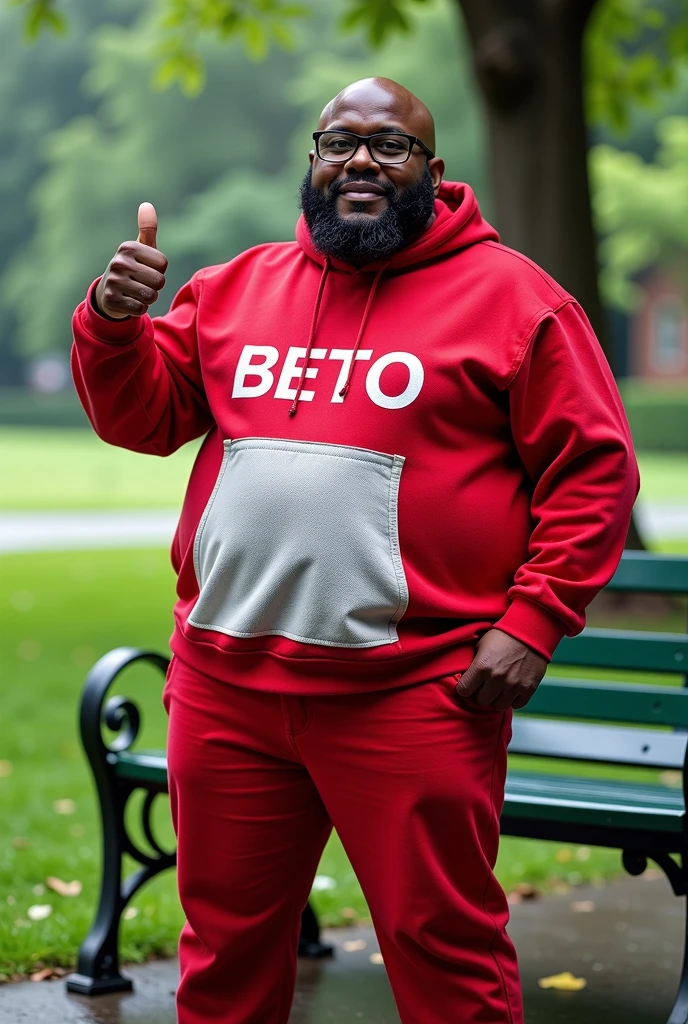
[344,142,380,173]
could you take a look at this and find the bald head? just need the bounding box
[318,78,436,153]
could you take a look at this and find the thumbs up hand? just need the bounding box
[95,203,168,319]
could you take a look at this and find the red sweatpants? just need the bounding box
[163,656,523,1024]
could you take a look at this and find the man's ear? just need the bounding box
[309,149,316,166]
[428,157,445,195]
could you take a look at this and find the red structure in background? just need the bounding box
[631,264,688,380]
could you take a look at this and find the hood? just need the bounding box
[295,180,499,273]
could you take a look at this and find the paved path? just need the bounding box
[1,503,687,554]
[0,876,682,1022]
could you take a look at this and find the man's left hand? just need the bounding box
[455,629,547,711]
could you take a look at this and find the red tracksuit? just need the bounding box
[72,181,639,1022]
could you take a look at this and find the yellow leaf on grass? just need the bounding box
[46,876,82,898]
[53,799,76,815]
[0,760,13,777]
[538,971,587,991]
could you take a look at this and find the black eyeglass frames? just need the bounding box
[312,130,435,166]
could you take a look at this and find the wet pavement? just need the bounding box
[0,874,683,1023]
[2,500,687,554]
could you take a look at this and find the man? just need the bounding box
[72,77,638,1024]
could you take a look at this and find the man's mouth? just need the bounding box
[336,181,389,202]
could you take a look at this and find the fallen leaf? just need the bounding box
[27,904,52,921]
[661,771,682,788]
[369,952,384,965]
[571,900,596,913]
[340,907,358,921]
[30,969,53,982]
[342,939,367,952]
[513,883,540,900]
[30,967,66,982]
[53,799,76,815]
[555,849,572,864]
[123,907,138,920]
[538,971,587,991]
[46,876,82,898]
[12,838,29,850]
[0,761,13,778]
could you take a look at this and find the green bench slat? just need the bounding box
[115,753,685,835]
[116,750,168,784]
[526,679,688,727]
[503,772,685,834]
[554,629,688,674]
[509,718,687,769]
[608,551,688,594]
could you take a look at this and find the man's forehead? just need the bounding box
[317,78,435,149]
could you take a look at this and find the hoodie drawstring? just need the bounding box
[288,258,390,417]
[289,259,330,417]
[338,261,389,400]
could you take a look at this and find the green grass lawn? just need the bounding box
[2,427,688,510]
[1,429,688,979]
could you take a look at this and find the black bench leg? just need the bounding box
[299,900,335,959]
[668,893,688,1024]
[66,775,133,994]
[624,849,688,1024]
[66,648,174,996]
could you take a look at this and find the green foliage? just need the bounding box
[338,0,432,47]
[0,0,486,359]
[591,116,688,309]
[12,0,688,125]
[12,0,68,38]
[586,0,680,131]
[153,0,311,93]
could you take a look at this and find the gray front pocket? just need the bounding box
[188,437,409,648]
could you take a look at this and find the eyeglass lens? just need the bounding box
[317,132,411,164]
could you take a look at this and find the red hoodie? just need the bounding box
[71,181,639,695]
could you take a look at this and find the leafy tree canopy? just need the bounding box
[11,0,688,128]
[0,0,484,359]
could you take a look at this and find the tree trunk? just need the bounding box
[457,0,644,550]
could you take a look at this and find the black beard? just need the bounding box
[299,165,436,264]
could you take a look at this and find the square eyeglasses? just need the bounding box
[312,130,435,166]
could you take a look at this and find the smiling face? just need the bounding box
[300,78,445,265]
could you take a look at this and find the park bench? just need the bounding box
[66,550,688,1024]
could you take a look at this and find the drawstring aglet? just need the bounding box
[339,384,349,399]
[289,401,298,417]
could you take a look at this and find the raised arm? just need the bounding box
[71,203,214,456]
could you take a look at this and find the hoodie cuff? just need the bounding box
[492,597,569,663]
[80,279,146,345]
